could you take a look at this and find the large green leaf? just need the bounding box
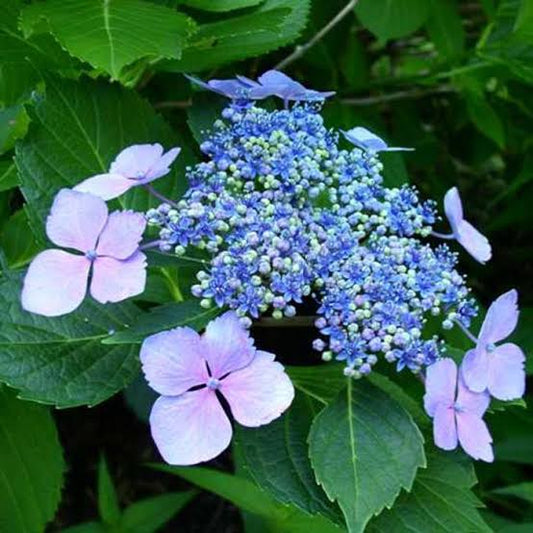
[356,0,430,41]
[102,300,221,345]
[0,0,79,106]
[367,452,491,532]
[426,0,465,61]
[153,465,344,533]
[308,379,426,533]
[20,0,195,80]
[236,392,342,523]
[16,75,194,240]
[179,0,264,11]
[0,386,64,533]
[163,0,310,71]
[98,456,121,526]
[0,274,142,407]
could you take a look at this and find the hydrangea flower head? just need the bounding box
[141,311,294,465]
[443,187,491,263]
[21,189,147,316]
[342,127,414,152]
[75,144,180,200]
[424,358,493,462]
[462,289,525,400]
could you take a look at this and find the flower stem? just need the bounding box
[143,184,179,208]
[454,319,479,345]
[431,230,455,240]
[275,0,359,70]
[140,240,161,251]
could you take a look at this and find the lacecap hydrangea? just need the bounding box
[148,75,476,378]
[21,70,525,463]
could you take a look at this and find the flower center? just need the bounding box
[486,343,496,353]
[206,377,221,391]
[85,249,98,261]
[454,402,464,413]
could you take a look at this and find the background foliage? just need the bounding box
[1,0,532,531]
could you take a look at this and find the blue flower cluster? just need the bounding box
[146,81,477,376]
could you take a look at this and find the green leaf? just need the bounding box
[515,0,533,40]
[120,491,197,533]
[163,0,310,71]
[0,208,40,269]
[287,363,346,404]
[0,159,17,192]
[98,456,121,526]
[236,392,342,523]
[16,75,194,240]
[61,523,106,533]
[308,379,426,533]
[0,386,64,533]
[367,452,491,532]
[20,0,195,80]
[426,0,465,61]
[0,0,79,106]
[179,0,264,11]
[380,152,409,187]
[187,93,225,144]
[0,274,142,407]
[465,90,506,148]
[493,483,533,504]
[102,300,221,345]
[356,0,430,41]
[152,465,344,533]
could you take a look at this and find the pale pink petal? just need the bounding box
[220,351,294,427]
[423,358,457,417]
[142,147,181,182]
[110,144,163,179]
[479,289,519,345]
[487,343,526,400]
[96,211,146,260]
[443,187,463,232]
[202,311,255,378]
[90,252,146,304]
[456,372,490,416]
[461,348,489,393]
[74,173,134,201]
[433,405,458,451]
[456,220,492,264]
[457,412,494,462]
[140,327,209,396]
[46,189,108,252]
[149,390,232,465]
[21,250,90,317]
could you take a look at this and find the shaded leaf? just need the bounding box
[356,0,430,41]
[0,386,64,533]
[493,483,533,504]
[427,0,465,61]
[0,208,40,268]
[120,491,197,533]
[98,456,121,526]
[0,159,17,192]
[308,379,426,533]
[152,464,344,533]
